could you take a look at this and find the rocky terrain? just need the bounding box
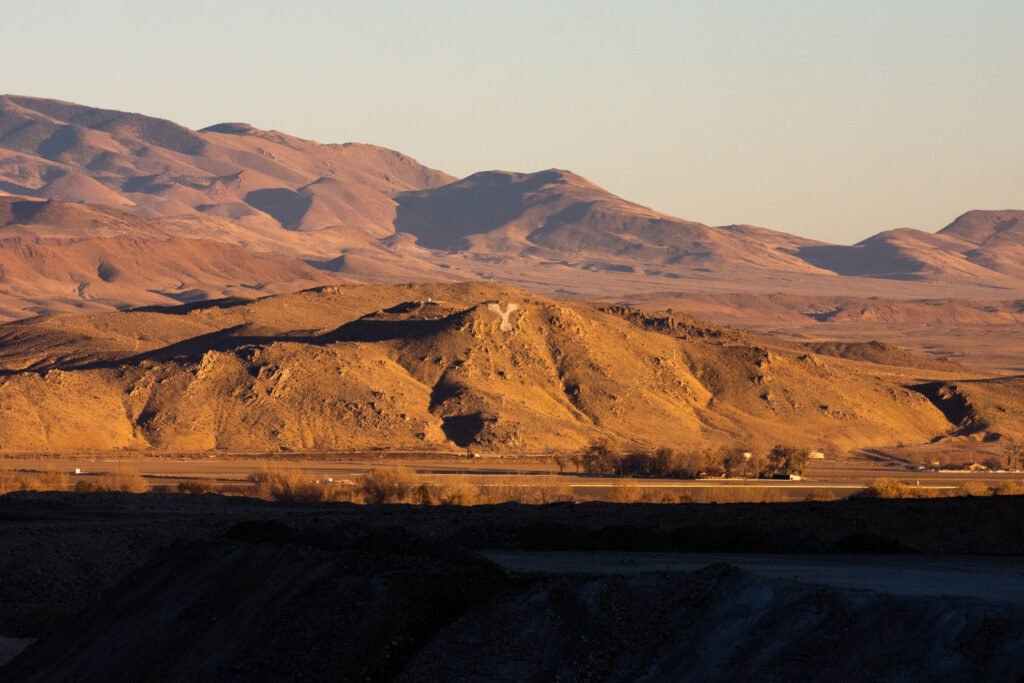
[0,281,996,454]
[1,493,1023,681]
[621,292,1024,373]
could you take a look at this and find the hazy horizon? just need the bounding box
[3,0,1021,243]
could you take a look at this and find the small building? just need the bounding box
[808,451,825,460]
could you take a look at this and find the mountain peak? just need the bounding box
[937,209,1024,245]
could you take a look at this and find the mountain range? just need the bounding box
[1,94,1022,323]
[0,96,1022,450]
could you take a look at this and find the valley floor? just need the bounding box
[2,448,1022,502]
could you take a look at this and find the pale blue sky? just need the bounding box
[3,0,1022,242]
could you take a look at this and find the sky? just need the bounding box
[2,0,1022,243]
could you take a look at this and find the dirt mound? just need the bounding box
[0,282,958,453]
[5,522,1022,681]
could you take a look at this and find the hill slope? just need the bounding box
[0,196,339,318]
[0,282,962,453]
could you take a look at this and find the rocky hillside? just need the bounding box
[0,282,962,453]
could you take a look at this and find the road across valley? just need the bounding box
[2,450,1021,500]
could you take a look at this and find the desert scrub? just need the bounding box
[38,465,69,491]
[358,466,420,504]
[97,467,148,493]
[687,487,786,504]
[637,488,695,504]
[804,488,837,502]
[953,481,993,497]
[991,481,1023,496]
[861,478,913,499]
[478,475,572,504]
[177,479,217,495]
[478,476,534,504]
[0,465,70,493]
[524,476,574,504]
[607,478,643,503]
[247,467,326,503]
[415,476,480,506]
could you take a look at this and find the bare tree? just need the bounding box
[721,449,748,477]
[1005,438,1024,472]
[767,445,810,477]
[576,437,620,474]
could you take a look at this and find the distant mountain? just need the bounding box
[0,196,336,318]
[796,210,1024,282]
[0,94,453,250]
[1,95,1022,322]
[392,169,823,272]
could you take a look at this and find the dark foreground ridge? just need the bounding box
[2,493,1024,680]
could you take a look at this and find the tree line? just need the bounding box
[556,438,814,479]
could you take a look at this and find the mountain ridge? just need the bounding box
[1,95,1022,324]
